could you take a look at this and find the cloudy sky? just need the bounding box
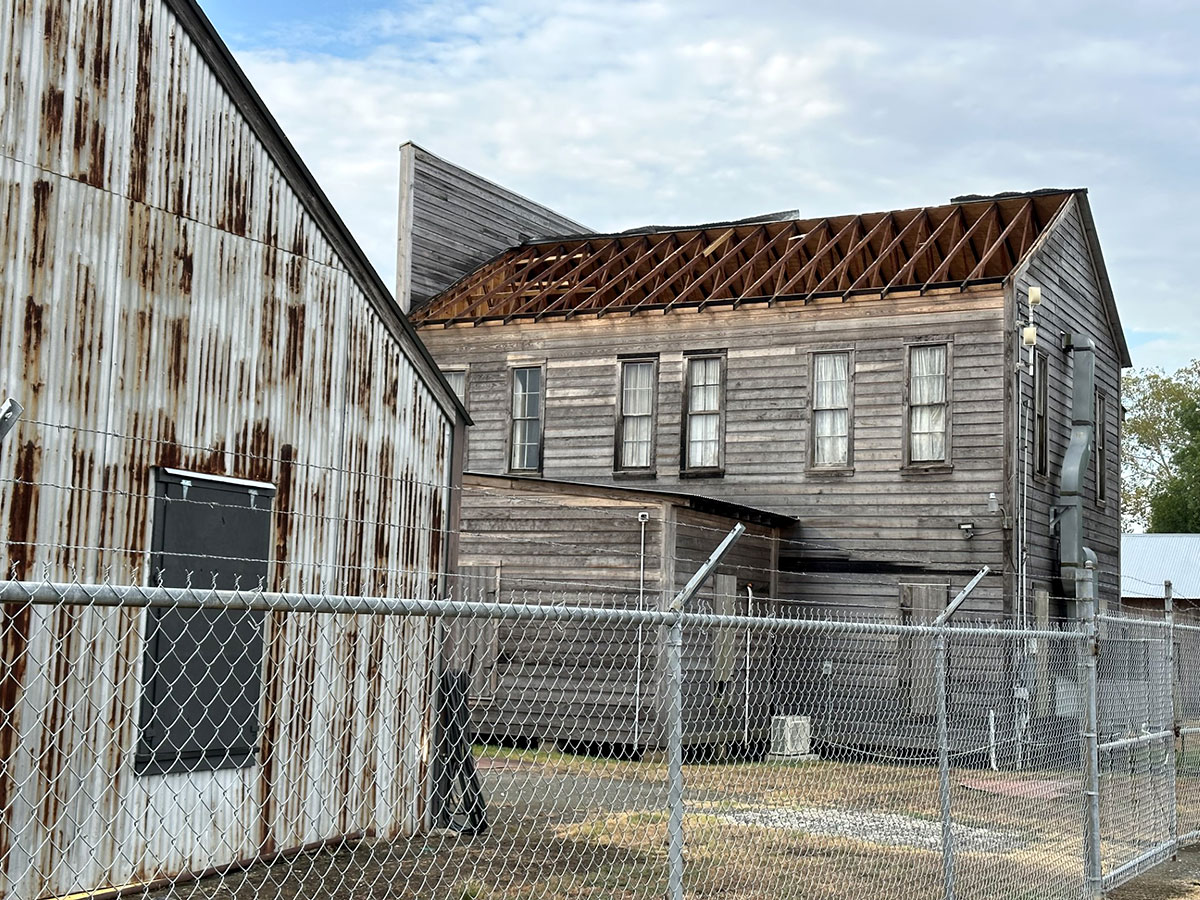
[199,0,1198,371]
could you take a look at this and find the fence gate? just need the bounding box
[1097,614,1177,891]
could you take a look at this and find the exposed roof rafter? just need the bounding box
[411,191,1080,326]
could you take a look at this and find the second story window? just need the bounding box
[509,366,543,472]
[1034,352,1049,477]
[618,359,656,471]
[683,353,725,473]
[442,369,467,405]
[907,344,949,464]
[812,352,851,468]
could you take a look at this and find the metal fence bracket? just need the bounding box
[0,397,22,447]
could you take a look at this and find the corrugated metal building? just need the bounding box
[0,0,466,896]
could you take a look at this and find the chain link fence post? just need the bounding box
[667,604,685,900]
[935,622,954,900]
[1081,560,1103,900]
[1166,579,1179,858]
[666,522,744,900]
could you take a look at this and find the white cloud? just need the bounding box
[215,0,1200,370]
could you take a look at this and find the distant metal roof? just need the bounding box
[1121,534,1200,600]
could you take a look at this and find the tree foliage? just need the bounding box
[1148,399,1200,533]
[1123,361,1200,532]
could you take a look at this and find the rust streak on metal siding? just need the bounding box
[257,610,288,854]
[127,12,154,203]
[0,604,32,866]
[7,441,41,580]
[283,304,303,379]
[272,444,294,586]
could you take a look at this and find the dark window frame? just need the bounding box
[506,363,546,474]
[441,368,469,464]
[1095,389,1108,504]
[680,350,727,478]
[902,341,953,471]
[808,349,855,474]
[1034,351,1049,478]
[441,368,468,407]
[614,357,658,476]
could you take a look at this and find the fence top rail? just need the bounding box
[0,579,1079,639]
[1098,612,1172,628]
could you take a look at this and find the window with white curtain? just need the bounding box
[684,355,723,471]
[812,352,851,467]
[509,366,543,471]
[907,344,948,464]
[442,369,467,405]
[618,360,656,470]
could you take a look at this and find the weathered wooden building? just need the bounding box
[408,180,1129,623]
[448,473,789,751]
[0,1,465,897]
[398,157,1129,751]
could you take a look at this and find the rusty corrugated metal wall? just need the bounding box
[0,0,456,895]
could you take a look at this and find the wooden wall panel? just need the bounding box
[398,144,587,310]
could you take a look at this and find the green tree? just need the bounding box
[1123,361,1200,531]
[1148,399,1200,532]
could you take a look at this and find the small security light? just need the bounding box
[987,492,1000,514]
[1028,285,1042,307]
[959,522,975,539]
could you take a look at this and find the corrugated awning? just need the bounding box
[412,189,1077,327]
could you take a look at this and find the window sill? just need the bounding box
[680,468,725,479]
[806,466,855,477]
[901,463,954,475]
[613,470,657,481]
[507,468,543,477]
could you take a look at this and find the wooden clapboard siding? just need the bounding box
[669,509,780,747]
[1010,196,1123,612]
[397,144,588,311]
[421,287,1013,618]
[457,473,665,747]
[455,474,783,749]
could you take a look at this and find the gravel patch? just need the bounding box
[720,806,1022,852]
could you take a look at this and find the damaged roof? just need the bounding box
[411,189,1078,328]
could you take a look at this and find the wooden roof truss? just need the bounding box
[414,191,1069,327]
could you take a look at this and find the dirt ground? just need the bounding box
[140,747,1200,899]
[1111,847,1200,900]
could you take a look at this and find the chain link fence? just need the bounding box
[0,403,1192,899]
[0,565,1194,899]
